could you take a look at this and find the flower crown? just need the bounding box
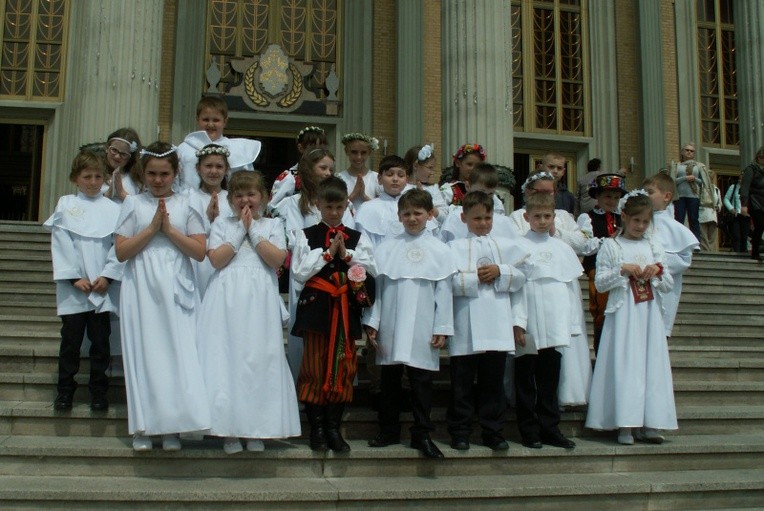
[521,171,554,193]
[618,188,649,213]
[296,126,325,142]
[417,144,434,162]
[109,137,138,153]
[452,143,487,164]
[195,145,230,158]
[139,145,178,159]
[341,132,379,151]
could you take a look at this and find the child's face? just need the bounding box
[313,156,335,182]
[525,179,555,197]
[414,158,436,184]
[378,166,407,196]
[455,153,482,180]
[524,207,555,234]
[106,140,131,171]
[197,154,227,191]
[230,187,264,218]
[144,158,176,197]
[644,184,671,211]
[398,206,433,235]
[344,140,371,172]
[461,205,493,236]
[317,200,347,227]
[73,167,105,198]
[597,190,621,213]
[544,157,566,182]
[622,209,652,240]
[469,183,497,200]
[196,107,227,141]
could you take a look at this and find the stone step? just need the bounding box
[2,401,763,439]
[0,302,57,316]
[0,258,53,273]
[0,469,762,510]
[0,231,49,243]
[0,434,762,479]
[0,251,51,262]
[0,221,46,234]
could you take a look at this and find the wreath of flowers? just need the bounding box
[618,188,649,213]
[520,171,554,193]
[296,126,325,142]
[452,143,487,164]
[195,145,230,158]
[341,132,379,151]
[417,144,434,162]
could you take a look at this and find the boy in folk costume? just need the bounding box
[446,191,528,451]
[290,176,376,452]
[364,189,456,459]
[576,173,626,355]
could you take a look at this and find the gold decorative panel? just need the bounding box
[0,0,69,100]
[511,0,588,136]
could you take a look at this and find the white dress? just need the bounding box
[187,188,233,299]
[197,216,300,439]
[337,169,380,211]
[363,230,456,371]
[586,236,677,431]
[508,209,593,406]
[116,192,211,436]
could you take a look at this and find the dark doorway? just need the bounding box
[512,152,531,211]
[230,134,299,192]
[0,124,43,221]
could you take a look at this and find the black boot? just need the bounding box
[304,403,327,451]
[325,403,351,452]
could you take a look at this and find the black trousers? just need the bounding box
[378,364,435,439]
[447,352,506,440]
[750,208,764,259]
[514,348,562,442]
[730,214,751,253]
[58,311,111,396]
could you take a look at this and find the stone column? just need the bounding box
[441,0,513,167]
[171,0,207,144]
[638,0,666,174]
[674,0,701,163]
[734,1,764,164]
[43,0,164,214]
[396,1,423,151]
[340,0,373,140]
[588,0,619,171]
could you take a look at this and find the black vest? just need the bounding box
[582,209,621,273]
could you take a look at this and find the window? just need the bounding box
[511,0,589,136]
[0,0,69,100]
[697,0,738,148]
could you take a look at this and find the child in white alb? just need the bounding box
[337,132,381,210]
[586,190,676,445]
[197,172,300,454]
[446,191,527,452]
[44,150,124,412]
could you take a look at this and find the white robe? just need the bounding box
[268,164,298,210]
[651,209,698,336]
[419,183,448,224]
[116,192,211,435]
[440,206,520,242]
[448,234,528,356]
[177,131,262,191]
[363,230,456,371]
[586,236,677,431]
[509,209,592,406]
[355,191,438,247]
[187,188,233,299]
[337,169,380,211]
[197,216,300,439]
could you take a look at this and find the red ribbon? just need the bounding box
[325,225,350,247]
[605,212,617,237]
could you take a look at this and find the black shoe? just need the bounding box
[53,392,73,410]
[324,403,351,452]
[368,433,400,448]
[90,395,109,412]
[521,438,543,449]
[411,436,444,459]
[482,436,509,451]
[541,432,576,449]
[449,436,470,450]
[304,403,327,451]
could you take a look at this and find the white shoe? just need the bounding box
[132,434,152,451]
[617,428,634,445]
[635,427,664,444]
[246,439,265,452]
[162,434,181,451]
[223,437,243,454]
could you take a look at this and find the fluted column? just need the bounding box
[734,1,764,164]
[638,0,666,174]
[441,0,513,167]
[171,0,207,144]
[339,0,373,140]
[674,0,700,163]
[396,1,423,150]
[588,0,619,171]
[43,0,164,215]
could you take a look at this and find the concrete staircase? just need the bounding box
[0,220,763,510]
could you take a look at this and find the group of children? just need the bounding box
[46,95,698,457]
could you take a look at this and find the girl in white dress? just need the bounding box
[115,142,211,452]
[337,132,380,210]
[585,191,676,445]
[404,144,448,224]
[187,144,233,298]
[197,172,300,454]
[102,127,143,203]
[269,125,328,210]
